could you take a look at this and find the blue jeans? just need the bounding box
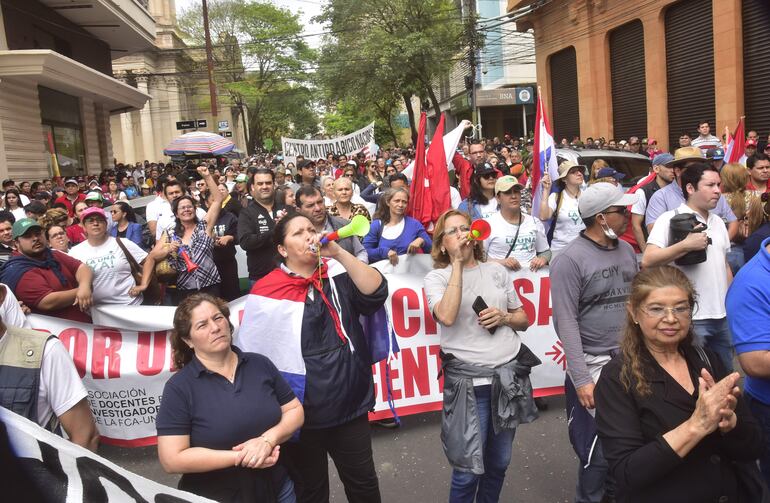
[727,243,745,275]
[692,317,733,372]
[747,394,770,489]
[277,475,296,503]
[449,385,515,503]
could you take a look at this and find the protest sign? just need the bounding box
[0,407,214,501]
[27,255,563,444]
[281,122,375,161]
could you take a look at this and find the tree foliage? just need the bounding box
[178,0,318,153]
[317,0,477,144]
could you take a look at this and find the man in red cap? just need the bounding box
[746,139,759,158]
[54,179,85,218]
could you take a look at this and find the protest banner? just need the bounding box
[26,255,563,444]
[281,122,375,162]
[0,407,214,501]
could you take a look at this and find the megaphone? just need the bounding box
[467,219,491,241]
[320,214,371,245]
[179,247,199,273]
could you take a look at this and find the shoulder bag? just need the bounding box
[116,237,162,305]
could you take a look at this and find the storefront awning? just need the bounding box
[0,50,151,113]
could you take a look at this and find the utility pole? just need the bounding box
[202,0,218,118]
[464,0,480,139]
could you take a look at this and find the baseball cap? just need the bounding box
[12,218,42,239]
[474,161,496,176]
[706,147,725,160]
[297,159,316,170]
[346,160,358,167]
[495,175,523,194]
[647,138,657,144]
[64,178,78,186]
[235,173,248,183]
[578,183,637,218]
[652,153,675,166]
[556,161,585,180]
[596,167,626,181]
[80,207,107,221]
[666,146,704,167]
[84,191,104,202]
[746,139,758,147]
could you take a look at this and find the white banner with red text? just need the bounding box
[26,255,564,445]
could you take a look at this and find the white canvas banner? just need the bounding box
[26,256,564,443]
[282,122,375,161]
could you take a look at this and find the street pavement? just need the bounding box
[99,394,577,502]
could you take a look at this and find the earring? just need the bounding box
[441,248,446,254]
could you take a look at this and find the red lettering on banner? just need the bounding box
[136,331,167,376]
[401,347,430,398]
[514,279,536,325]
[421,291,437,335]
[58,328,88,378]
[91,328,122,379]
[537,276,553,326]
[378,357,403,400]
[428,344,444,393]
[392,288,420,337]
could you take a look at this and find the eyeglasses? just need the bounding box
[480,173,497,180]
[443,225,470,237]
[640,305,692,319]
[602,208,629,216]
[49,231,66,239]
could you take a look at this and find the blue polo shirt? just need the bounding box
[727,236,770,404]
[156,346,295,449]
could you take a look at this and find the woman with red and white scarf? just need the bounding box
[238,212,388,503]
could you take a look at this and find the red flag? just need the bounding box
[426,114,451,221]
[724,117,745,164]
[408,112,432,226]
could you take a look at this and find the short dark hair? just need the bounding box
[251,168,274,187]
[164,180,185,197]
[24,201,47,215]
[0,210,15,225]
[680,132,691,138]
[1,179,14,189]
[387,173,409,186]
[698,120,709,128]
[680,162,718,200]
[294,185,321,207]
[171,294,233,369]
[747,152,770,169]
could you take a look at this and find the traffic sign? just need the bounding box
[514,87,534,105]
[197,120,207,128]
[176,120,196,130]
[218,120,229,131]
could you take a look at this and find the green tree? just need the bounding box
[179,0,318,153]
[317,0,478,144]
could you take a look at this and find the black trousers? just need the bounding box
[284,414,381,503]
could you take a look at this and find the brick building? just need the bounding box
[508,0,770,151]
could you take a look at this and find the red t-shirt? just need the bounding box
[13,250,91,323]
[66,224,86,245]
[54,193,85,218]
[746,179,770,193]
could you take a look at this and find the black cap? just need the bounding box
[474,161,496,176]
[297,159,316,170]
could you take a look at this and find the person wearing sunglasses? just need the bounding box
[458,161,501,220]
[550,182,639,503]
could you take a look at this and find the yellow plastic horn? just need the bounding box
[320,214,371,245]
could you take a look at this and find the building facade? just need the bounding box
[509,0,770,151]
[0,0,154,181]
[110,0,248,165]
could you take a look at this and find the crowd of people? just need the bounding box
[0,117,770,503]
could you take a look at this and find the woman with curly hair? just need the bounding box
[721,162,764,272]
[594,266,763,503]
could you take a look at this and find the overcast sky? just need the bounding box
[174,0,325,46]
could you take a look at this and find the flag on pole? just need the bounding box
[408,112,432,227]
[531,90,560,220]
[723,117,746,165]
[425,113,451,222]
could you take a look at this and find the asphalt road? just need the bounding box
[99,395,577,502]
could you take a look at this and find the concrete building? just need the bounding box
[110,0,248,165]
[430,0,537,140]
[0,0,154,181]
[509,0,770,151]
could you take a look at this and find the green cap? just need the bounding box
[12,218,43,239]
[235,173,248,183]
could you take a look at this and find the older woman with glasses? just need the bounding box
[595,266,763,503]
[46,225,70,252]
[424,209,536,503]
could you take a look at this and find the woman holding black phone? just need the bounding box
[423,209,537,503]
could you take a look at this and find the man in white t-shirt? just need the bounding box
[484,176,550,271]
[690,120,721,151]
[0,316,99,451]
[642,162,733,370]
[69,207,149,305]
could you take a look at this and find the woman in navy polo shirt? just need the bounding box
[156,294,304,502]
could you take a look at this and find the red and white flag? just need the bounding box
[723,117,746,165]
